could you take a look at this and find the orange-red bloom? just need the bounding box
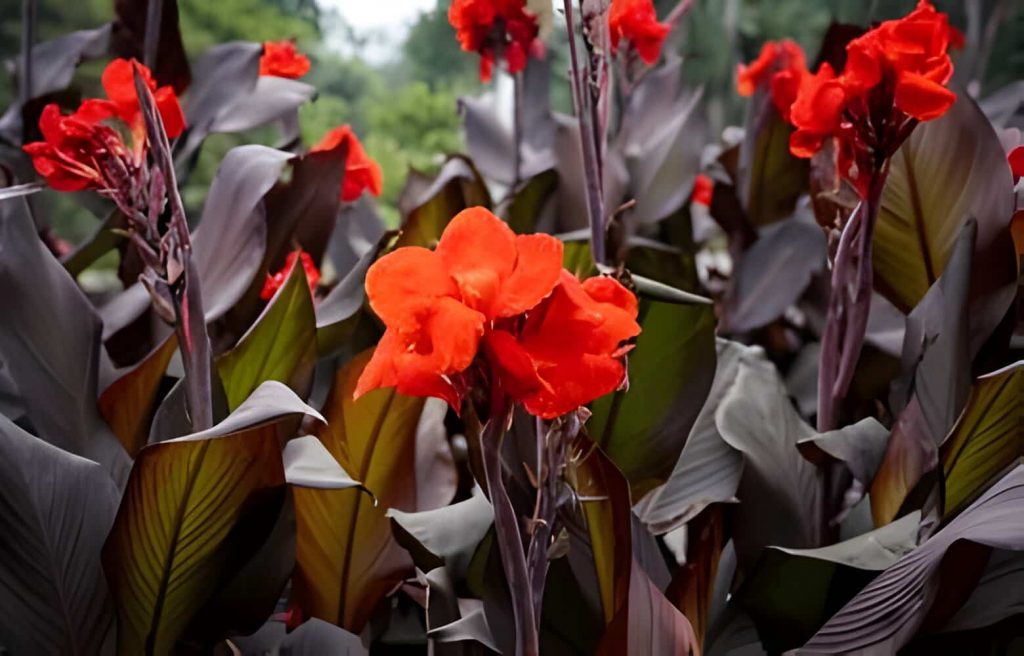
[23,59,184,192]
[78,59,186,145]
[23,104,133,192]
[261,250,321,301]
[736,39,808,121]
[786,1,959,195]
[692,174,714,207]
[355,207,640,419]
[448,0,542,82]
[609,0,670,65]
[260,40,311,79]
[311,125,383,202]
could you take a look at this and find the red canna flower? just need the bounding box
[260,40,311,79]
[692,174,714,207]
[261,250,321,301]
[609,0,671,66]
[785,1,959,195]
[1009,146,1024,182]
[23,104,134,192]
[77,59,186,146]
[448,0,542,82]
[311,125,383,202]
[354,207,640,419]
[736,39,808,121]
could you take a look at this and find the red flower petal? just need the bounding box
[894,70,956,121]
[365,246,459,333]
[260,40,311,79]
[494,233,563,318]
[436,207,519,318]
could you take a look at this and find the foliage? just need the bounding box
[0,0,1023,655]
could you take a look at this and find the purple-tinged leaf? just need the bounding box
[111,0,190,92]
[0,414,120,656]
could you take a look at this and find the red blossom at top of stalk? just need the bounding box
[784,1,961,195]
[448,0,542,82]
[22,59,186,192]
[736,39,808,121]
[692,173,714,207]
[260,40,311,79]
[261,250,321,301]
[311,125,384,202]
[354,207,641,419]
[608,0,671,65]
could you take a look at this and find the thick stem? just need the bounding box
[19,0,35,107]
[512,70,524,190]
[563,0,607,264]
[177,255,213,431]
[143,0,164,72]
[479,407,539,656]
[817,168,889,432]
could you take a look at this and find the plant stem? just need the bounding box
[817,168,889,432]
[563,0,608,265]
[19,0,35,107]
[512,70,524,190]
[143,0,163,72]
[479,406,539,656]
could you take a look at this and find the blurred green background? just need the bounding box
[1,0,1020,241]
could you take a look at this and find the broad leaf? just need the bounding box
[99,335,177,457]
[633,340,756,534]
[870,220,974,525]
[390,494,494,580]
[874,93,1016,353]
[103,382,322,655]
[665,506,727,649]
[111,0,190,91]
[217,258,316,410]
[395,156,491,249]
[737,97,808,227]
[293,349,455,631]
[737,512,920,652]
[208,76,316,134]
[588,300,717,500]
[799,464,1024,654]
[284,435,366,492]
[0,415,120,656]
[0,197,130,482]
[941,360,1023,519]
[231,618,368,656]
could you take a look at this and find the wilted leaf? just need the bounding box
[103,382,322,655]
[874,93,1017,353]
[217,258,316,411]
[99,334,177,457]
[0,197,130,482]
[293,349,453,632]
[941,360,1023,519]
[396,156,491,248]
[0,414,120,656]
[798,464,1024,654]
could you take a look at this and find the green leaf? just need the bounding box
[941,360,1023,519]
[874,93,1016,351]
[217,258,317,411]
[292,350,456,632]
[506,169,558,234]
[99,335,178,457]
[737,100,809,227]
[102,382,322,656]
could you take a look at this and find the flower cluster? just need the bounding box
[692,173,714,207]
[311,125,383,202]
[609,0,671,66]
[448,0,542,82]
[355,207,641,419]
[261,250,321,301]
[788,1,959,195]
[23,59,185,193]
[736,39,808,121]
[259,40,311,79]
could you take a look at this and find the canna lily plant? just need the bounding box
[0,1,1022,656]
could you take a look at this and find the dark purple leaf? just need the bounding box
[0,414,120,655]
[111,0,190,92]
